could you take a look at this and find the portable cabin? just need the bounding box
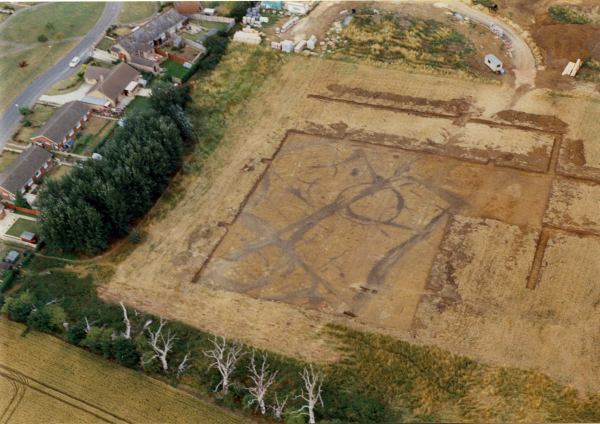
[484,54,504,74]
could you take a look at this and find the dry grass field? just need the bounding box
[0,319,247,424]
[102,45,600,396]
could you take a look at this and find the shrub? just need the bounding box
[1,290,35,322]
[548,6,591,24]
[114,337,140,368]
[37,34,48,42]
[66,320,88,345]
[81,326,113,358]
[0,270,16,293]
[18,106,32,116]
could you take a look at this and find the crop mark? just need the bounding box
[526,228,550,289]
[0,365,131,424]
[0,372,26,424]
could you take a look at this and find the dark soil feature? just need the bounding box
[495,109,568,133]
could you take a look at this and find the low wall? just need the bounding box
[188,13,235,32]
[5,204,40,216]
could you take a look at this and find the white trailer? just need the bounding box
[484,54,504,74]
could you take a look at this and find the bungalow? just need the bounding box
[0,146,53,201]
[111,9,187,73]
[81,62,141,108]
[30,101,91,150]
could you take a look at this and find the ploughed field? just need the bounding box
[105,53,600,393]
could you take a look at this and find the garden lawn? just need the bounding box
[11,104,57,144]
[6,218,39,238]
[0,2,104,44]
[162,59,188,80]
[0,151,18,172]
[73,117,115,155]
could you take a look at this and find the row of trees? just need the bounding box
[39,83,193,254]
[1,288,325,423]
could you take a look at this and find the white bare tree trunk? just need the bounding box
[119,301,132,339]
[296,365,324,424]
[177,351,191,378]
[246,352,278,414]
[271,393,288,421]
[145,318,176,371]
[203,336,244,394]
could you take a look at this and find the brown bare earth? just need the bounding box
[103,50,600,394]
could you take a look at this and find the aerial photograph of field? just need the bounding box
[1,0,600,423]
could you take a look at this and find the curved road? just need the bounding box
[0,2,122,146]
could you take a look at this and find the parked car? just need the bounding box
[69,56,81,68]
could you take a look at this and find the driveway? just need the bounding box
[39,82,93,106]
[0,2,122,147]
[433,1,537,88]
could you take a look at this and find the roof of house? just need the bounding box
[130,54,156,68]
[0,146,52,196]
[84,65,111,82]
[33,101,91,144]
[116,9,187,55]
[88,62,140,102]
[174,1,200,14]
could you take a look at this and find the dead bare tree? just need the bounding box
[270,393,288,421]
[83,316,96,334]
[204,336,244,394]
[246,352,278,415]
[119,301,132,339]
[176,351,191,379]
[143,318,176,371]
[295,365,324,424]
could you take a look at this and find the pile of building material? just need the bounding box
[280,39,294,53]
[244,4,269,28]
[233,27,262,45]
[562,59,582,77]
[278,16,299,33]
[306,35,318,50]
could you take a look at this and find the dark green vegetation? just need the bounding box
[4,256,600,422]
[38,82,193,254]
[548,5,591,24]
[331,10,475,71]
[162,59,189,80]
[578,58,600,83]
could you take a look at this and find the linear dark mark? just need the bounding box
[0,365,131,424]
[547,135,562,174]
[0,371,25,424]
[527,228,550,290]
[543,224,600,239]
[191,129,294,283]
[308,94,564,135]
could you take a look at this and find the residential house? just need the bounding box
[81,63,141,108]
[0,146,53,201]
[174,1,201,14]
[30,101,91,150]
[111,9,187,73]
[83,65,111,85]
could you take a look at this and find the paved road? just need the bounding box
[0,2,122,147]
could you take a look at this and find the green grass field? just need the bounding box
[6,218,39,238]
[117,1,157,24]
[0,2,105,44]
[162,58,188,80]
[0,41,77,110]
